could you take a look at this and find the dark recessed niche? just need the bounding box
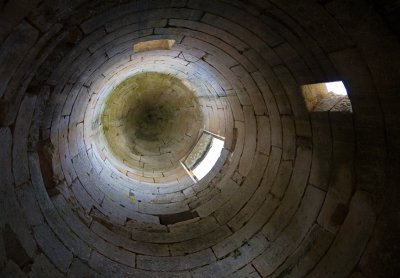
[133,39,175,53]
[159,210,199,225]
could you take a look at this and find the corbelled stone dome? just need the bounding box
[0,0,399,277]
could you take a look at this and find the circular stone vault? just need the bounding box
[100,72,203,173]
[0,1,399,277]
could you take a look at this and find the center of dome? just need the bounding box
[129,97,174,141]
[100,72,203,173]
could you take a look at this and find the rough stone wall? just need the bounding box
[0,0,399,277]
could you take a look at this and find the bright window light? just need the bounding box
[182,131,225,182]
[191,137,224,181]
[326,81,347,96]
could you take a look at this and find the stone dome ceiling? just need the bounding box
[0,0,399,277]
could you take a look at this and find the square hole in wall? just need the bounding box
[133,39,175,53]
[182,131,225,182]
[301,81,352,112]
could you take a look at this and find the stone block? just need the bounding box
[270,160,293,199]
[262,146,312,241]
[132,216,219,244]
[89,251,190,278]
[227,95,244,122]
[67,258,100,278]
[169,225,232,256]
[273,65,308,119]
[0,227,5,269]
[330,112,354,143]
[273,42,314,84]
[13,94,37,186]
[0,21,38,99]
[0,260,26,278]
[72,151,105,204]
[267,224,334,278]
[90,221,169,256]
[33,224,73,273]
[2,131,37,260]
[70,178,96,213]
[191,233,269,278]
[253,185,325,276]
[308,191,376,277]
[231,66,267,115]
[281,115,296,160]
[232,264,261,278]
[309,112,332,190]
[227,153,277,232]
[317,142,354,234]
[29,254,64,278]
[168,19,248,52]
[15,182,44,226]
[191,0,283,46]
[137,249,216,271]
[29,153,92,261]
[214,154,268,224]
[213,196,278,258]
[0,128,13,191]
[195,178,240,217]
[256,115,271,155]
[91,223,137,267]
[238,106,257,176]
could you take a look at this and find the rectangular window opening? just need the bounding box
[181,131,225,182]
[301,81,352,113]
[133,39,175,53]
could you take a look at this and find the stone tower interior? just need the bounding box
[0,0,399,277]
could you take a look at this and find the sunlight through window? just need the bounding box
[192,137,224,181]
[301,80,352,112]
[182,131,225,182]
[326,81,347,96]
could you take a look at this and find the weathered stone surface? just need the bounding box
[0,227,6,269]
[137,249,216,271]
[317,141,354,234]
[262,146,312,241]
[15,182,44,226]
[33,224,73,273]
[169,225,232,256]
[29,254,64,278]
[2,224,32,272]
[1,129,38,260]
[191,234,269,278]
[67,258,100,278]
[232,264,261,278]
[253,186,325,276]
[0,127,13,189]
[0,260,26,278]
[268,224,334,278]
[309,112,332,190]
[214,154,268,224]
[0,21,38,99]
[90,221,169,256]
[212,195,278,258]
[308,191,376,277]
[89,251,191,278]
[13,94,37,186]
[29,153,92,261]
